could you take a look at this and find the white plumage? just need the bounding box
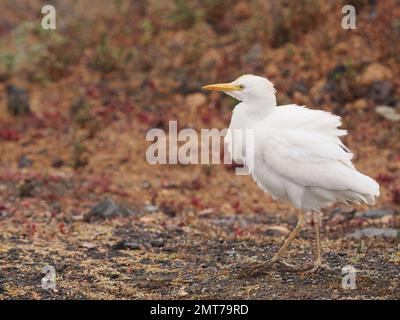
[203,74,380,274]
[230,103,379,210]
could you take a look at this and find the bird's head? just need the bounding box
[202,74,276,103]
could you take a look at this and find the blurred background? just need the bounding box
[0,0,399,299]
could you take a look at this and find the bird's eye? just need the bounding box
[238,84,245,90]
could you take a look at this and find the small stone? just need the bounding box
[87,198,118,220]
[51,158,64,168]
[368,81,395,105]
[142,181,151,189]
[113,241,140,250]
[85,198,136,221]
[356,208,394,219]
[6,85,30,116]
[117,205,136,217]
[375,105,400,121]
[288,81,309,97]
[145,204,159,213]
[18,155,33,168]
[80,242,97,249]
[333,42,349,54]
[0,205,8,218]
[150,238,165,248]
[265,225,290,236]
[357,63,393,85]
[351,98,368,111]
[124,242,140,250]
[160,204,177,217]
[185,93,207,109]
[347,227,398,239]
[177,286,189,297]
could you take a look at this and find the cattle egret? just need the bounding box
[202,74,380,275]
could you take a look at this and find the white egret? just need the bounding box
[202,74,379,275]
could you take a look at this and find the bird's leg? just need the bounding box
[278,211,316,272]
[241,209,305,276]
[305,211,334,273]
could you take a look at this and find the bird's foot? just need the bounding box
[238,261,276,278]
[304,259,334,274]
[238,259,334,277]
[277,260,313,272]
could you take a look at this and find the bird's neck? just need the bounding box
[240,97,276,119]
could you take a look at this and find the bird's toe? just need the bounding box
[277,260,312,272]
[304,260,335,274]
[237,261,275,278]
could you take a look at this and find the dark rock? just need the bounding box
[117,205,136,217]
[288,81,309,97]
[348,227,398,239]
[6,85,30,116]
[18,155,33,168]
[113,241,140,250]
[280,68,290,78]
[70,96,87,117]
[320,64,359,105]
[18,179,36,197]
[6,248,20,259]
[150,239,165,248]
[51,158,64,168]
[160,204,177,217]
[88,198,118,219]
[368,81,395,106]
[327,64,348,81]
[85,198,137,221]
[356,208,395,219]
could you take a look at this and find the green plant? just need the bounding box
[271,0,322,48]
[0,53,15,80]
[71,140,88,169]
[90,33,131,73]
[140,18,156,45]
[169,0,196,29]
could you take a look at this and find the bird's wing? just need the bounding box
[259,105,376,193]
[262,129,354,190]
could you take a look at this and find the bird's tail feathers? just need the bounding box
[346,170,380,205]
